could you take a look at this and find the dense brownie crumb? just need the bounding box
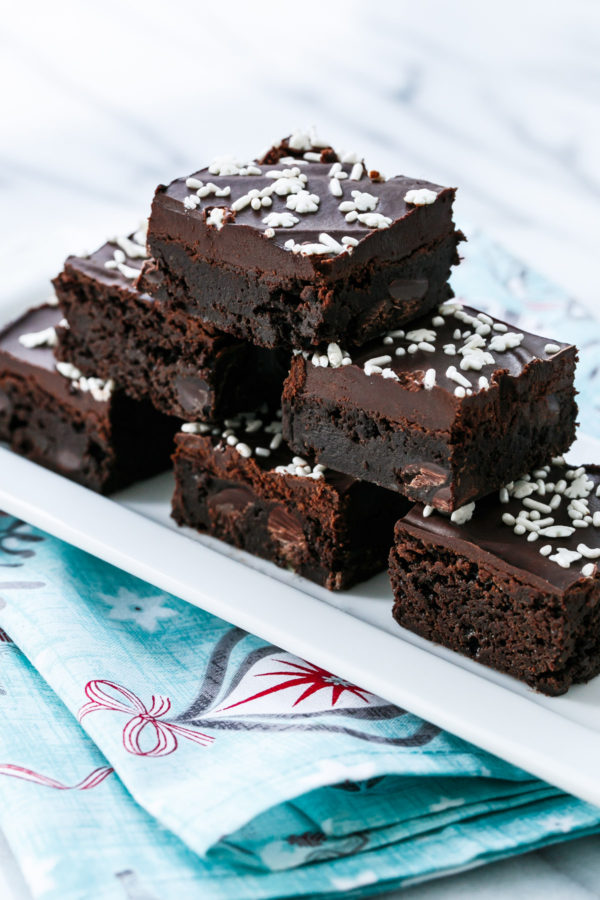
[389,462,600,694]
[282,300,577,511]
[0,305,177,493]
[53,232,287,420]
[171,408,409,590]
[147,134,463,350]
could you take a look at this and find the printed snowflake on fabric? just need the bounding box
[99,588,177,633]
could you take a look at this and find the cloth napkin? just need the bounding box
[1,514,600,900]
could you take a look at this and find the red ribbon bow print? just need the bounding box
[79,680,214,757]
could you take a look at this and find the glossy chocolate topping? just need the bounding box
[150,139,456,280]
[181,407,356,495]
[299,302,575,431]
[62,229,151,300]
[0,305,109,414]
[402,463,600,592]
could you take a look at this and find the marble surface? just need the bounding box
[1,0,600,896]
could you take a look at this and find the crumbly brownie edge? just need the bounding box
[0,371,177,494]
[171,435,404,590]
[389,523,600,695]
[54,267,288,420]
[148,231,462,350]
[282,351,577,511]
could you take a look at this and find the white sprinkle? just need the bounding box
[244,419,263,433]
[423,369,436,390]
[365,355,392,368]
[185,176,204,190]
[406,328,436,343]
[181,422,211,434]
[184,195,200,210]
[453,329,462,340]
[522,497,553,514]
[502,513,516,526]
[329,178,343,197]
[364,364,382,376]
[582,563,596,577]
[395,346,406,356]
[445,366,471,388]
[404,188,437,205]
[226,434,238,446]
[593,511,600,528]
[499,487,509,503]
[432,316,445,327]
[56,361,83,380]
[577,543,600,559]
[303,151,322,162]
[443,344,456,356]
[286,190,320,214]
[538,525,576,538]
[550,547,582,568]
[262,212,299,228]
[327,343,344,368]
[19,327,57,349]
[381,367,399,380]
[423,505,434,517]
[514,524,526,535]
[493,322,508,332]
[450,502,475,525]
[264,228,275,238]
[236,443,252,458]
[540,544,552,556]
[354,212,392,229]
[545,343,561,355]
[489,332,525,352]
[255,447,270,457]
[383,336,394,345]
[269,433,283,450]
[454,386,466,398]
[527,532,539,542]
[349,162,364,181]
[478,376,490,391]
[572,519,589,528]
[387,329,406,338]
[407,344,418,354]
[292,456,307,466]
[206,208,227,230]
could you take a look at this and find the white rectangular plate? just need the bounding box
[1,435,600,806]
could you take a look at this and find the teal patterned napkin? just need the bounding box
[1,513,599,900]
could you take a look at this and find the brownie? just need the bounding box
[389,460,600,695]
[0,304,178,493]
[53,228,286,421]
[171,408,409,590]
[146,132,463,350]
[282,300,577,512]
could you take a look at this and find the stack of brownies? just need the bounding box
[1,129,598,696]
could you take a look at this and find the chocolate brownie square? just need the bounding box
[147,132,463,350]
[282,300,577,512]
[53,226,286,421]
[0,304,177,493]
[389,459,600,695]
[171,408,409,590]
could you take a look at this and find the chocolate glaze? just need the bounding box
[401,464,600,592]
[62,239,150,300]
[296,304,575,432]
[149,147,456,282]
[0,305,108,415]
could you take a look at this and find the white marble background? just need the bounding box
[1,0,600,896]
